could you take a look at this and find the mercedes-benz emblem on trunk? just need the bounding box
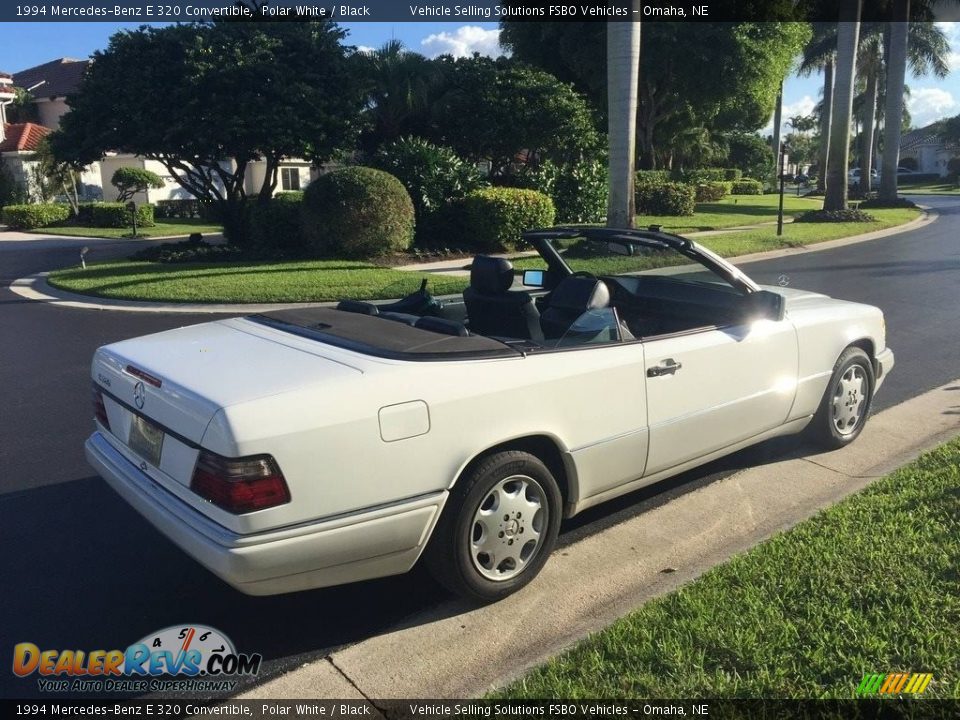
[133,381,146,409]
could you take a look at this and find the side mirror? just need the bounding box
[747,290,786,322]
[522,269,545,288]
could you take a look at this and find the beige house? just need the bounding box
[898,123,959,176]
[3,57,317,205]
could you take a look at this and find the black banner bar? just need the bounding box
[3,699,960,720]
[3,1,960,23]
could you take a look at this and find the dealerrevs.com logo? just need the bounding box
[13,624,261,693]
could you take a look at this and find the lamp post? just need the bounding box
[777,142,790,237]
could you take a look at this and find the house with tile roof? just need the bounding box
[898,122,960,177]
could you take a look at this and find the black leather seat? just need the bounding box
[463,256,543,341]
[540,276,611,340]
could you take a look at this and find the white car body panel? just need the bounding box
[86,241,894,595]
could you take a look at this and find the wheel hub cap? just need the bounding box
[831,365,867,436]
[470,474,547,582]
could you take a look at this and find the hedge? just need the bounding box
[518,158,608,224]
[458,187,555,252]
[635,170,672,188]
[730,179,764,195]
[302,167,414,259]
[636,182,696,216]
[78,202,156,228]
[676,167,742,184]
[155,199,215,220]
[248,192,305,256]
[2,203,70,230]
[694,181,732,203]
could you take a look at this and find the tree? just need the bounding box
[51,22,366,243]
[824,4,863,212]
[606,13,641,228]
[111,167,164,202]
[501,21,809,169]
[724,132,775,180]
[879,5,909,201]
[357,40,441,153]
[799,22,838,193]
[28,137,82,214]
[426,56,599,177]
[0,159,29,206]
[6,88,40,124]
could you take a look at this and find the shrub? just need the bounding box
[635,170,671,189]
[301,167,414,259]
[155,199,214,220]
[129,237,242,263]
[79,202,155,228]
[694,181,731,203]
[730,179,764,195]
[519,158,608,224]
[248,192,305,256]
[795,209,876,223]
[676,168,738,184]
[2,203,70,229]
[636,182,696,216]
[458,187,555,252]
[111,167,164,202]
[372,137,486,223]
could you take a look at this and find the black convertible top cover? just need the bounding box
[249,307,521,361]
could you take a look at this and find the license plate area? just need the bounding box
[128,414,164,468]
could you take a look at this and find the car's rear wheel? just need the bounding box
[810,346,875,450]
[424,450,561,603]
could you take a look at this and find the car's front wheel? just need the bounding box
[424,450,561,603]
[810,346,875,450]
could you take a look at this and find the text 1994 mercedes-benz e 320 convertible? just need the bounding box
[86,226,894,602]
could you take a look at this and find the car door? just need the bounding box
[642,316,799,476]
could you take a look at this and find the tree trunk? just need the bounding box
[824,6,862,212]
[879,1,909,202]
[771,81,783,184]
[860,65,878,195]
[606,11,642,228]
[817,59,834,194]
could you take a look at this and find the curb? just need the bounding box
[236,378,960,700]
[8,208,935,314]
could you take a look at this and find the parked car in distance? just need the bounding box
[85,226,895,603]
[848,167,879,188]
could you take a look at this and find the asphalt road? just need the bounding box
[1,197,958,699]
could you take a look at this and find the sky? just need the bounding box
[2,21,959,135]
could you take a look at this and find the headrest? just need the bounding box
[548,277,610,312]
[337,300,379,315]
[470,255,515,295]
[415,316,470,337]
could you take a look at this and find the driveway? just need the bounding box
[1,198,959,698]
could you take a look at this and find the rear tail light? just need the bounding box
[92,385,110,430]
[190,450,290,514]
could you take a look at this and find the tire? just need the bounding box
[424,450,562,603]
[810,346,875,450]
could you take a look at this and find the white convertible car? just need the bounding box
[86,227,894,602]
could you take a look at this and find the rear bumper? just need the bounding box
[874,347,895,391]
[85,432,446,595]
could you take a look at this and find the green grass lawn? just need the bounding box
[30,218,222,239]
[514,207,919,276]
[47,204,919,304]
[897,181,960,195]
[634,193,822,233]
[496,437,960,699]
[48,259,469,303]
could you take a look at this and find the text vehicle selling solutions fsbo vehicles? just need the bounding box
[85,227,894,602]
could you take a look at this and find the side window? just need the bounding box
[280,167,301,191]
[555,308,626,348]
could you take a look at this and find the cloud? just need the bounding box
[420,26,503,59]
[354,45,375,54]
[908,87,958,127]
[761,95,818,137]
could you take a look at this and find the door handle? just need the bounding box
[647,359,682,377]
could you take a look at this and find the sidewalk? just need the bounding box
[237,379,960,700]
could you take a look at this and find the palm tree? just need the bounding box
[359,40,440,153]
[856,33,883,193]
[799,23,837,193]
[606,11,642,228]
[824,2,863,212]
[879,7,909,201]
